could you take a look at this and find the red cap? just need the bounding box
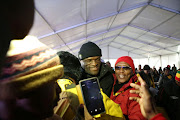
[167,65,170,68]
[115,56,135,74]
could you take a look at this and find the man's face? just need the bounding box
[144,70,150,75]
[83,56,101,76]
[164,69,170,76]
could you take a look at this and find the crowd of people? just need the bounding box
[0,0,179,120]
[134,64,179,120]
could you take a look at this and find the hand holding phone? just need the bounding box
[79,77,105,116]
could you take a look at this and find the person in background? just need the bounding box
[139,65,158,98]
[54,51,82,120]
[78,41,114,97]
[57,51,82,84]
[105,61,115,74]
[152,66,159,83]
[158,67,163,76]
[136,64,142,73]
[129,75,167,120]
[172,64,177,72]
[0,37,63,120]
[139,65,155,88]
[156,70,180,120]
[0,0,34,73]
[158,67,173,88]
[167,65,171,70]
[167,65,175,78]
[110,56,146,120]
[172,64,177,77]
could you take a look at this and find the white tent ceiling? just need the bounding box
[28,0,180,60]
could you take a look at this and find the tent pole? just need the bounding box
[178,52,180,69]
[148,53,150,65]
[160,55,162,68]
[108,45,109,61]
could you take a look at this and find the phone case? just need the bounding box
[79,77,105,116]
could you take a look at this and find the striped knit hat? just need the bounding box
[0,36,64,99]
[175,70,180,82]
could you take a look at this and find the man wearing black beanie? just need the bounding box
[78,41,114,97]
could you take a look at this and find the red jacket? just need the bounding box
[110,75,146,120]
[150,113,167,120]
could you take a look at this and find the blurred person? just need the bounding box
[105,61,115,73]
[172,64,177,73]
[172,64,177,77]
[139,65,157,98]
[105,61,111,67]
[152,66,159,82]
[78,42,114,97]
[139,65,155,88]
[167,65,171,70]
[158,67,163,75]
[0,0,34,73]
[158,67,173,88]
[156,70,180,120]
[57,51,82,84]
[110,56,146,120]
[167,65,174,78]
[136,64,142,73]
[129,75,167,120]
[0,37,63,120]
[152,67,160,90]
[54,51,82,120]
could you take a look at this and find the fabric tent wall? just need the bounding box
[105,53,180,70]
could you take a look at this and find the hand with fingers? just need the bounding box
[129,75,158,120]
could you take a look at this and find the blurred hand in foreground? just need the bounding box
[129,75,158,120]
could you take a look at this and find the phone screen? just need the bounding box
[80,77,105,116]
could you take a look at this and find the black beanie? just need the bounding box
[78,42,102,60]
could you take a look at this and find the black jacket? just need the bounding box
[80,63,114,97]
[157,80,180,120]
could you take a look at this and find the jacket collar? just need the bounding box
[113,74,138,94]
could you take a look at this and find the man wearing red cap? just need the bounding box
[156,70,180,120]
[110,56,146,120]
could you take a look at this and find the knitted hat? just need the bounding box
[0,36,64,99]
[175,70,180,82]
[115,56,135,74]
[164,67,170,70]
[167,65,171,69]
[143,65,150,70]
[78,42,102,60]
[57,51,82,84]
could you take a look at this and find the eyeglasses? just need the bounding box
[115,66,131,71]
[83,57,101,65]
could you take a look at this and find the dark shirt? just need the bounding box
[114,80,129,93]
[80,63,114,97]
[157,80,180,120]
